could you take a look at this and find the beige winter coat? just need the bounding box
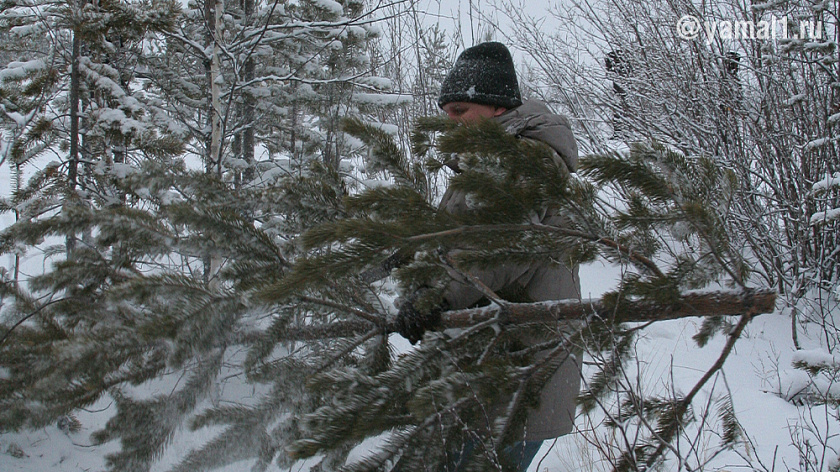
[439,100,582,441]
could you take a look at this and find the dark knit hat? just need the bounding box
[438,42,522,109]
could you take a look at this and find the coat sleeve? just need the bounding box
[441,260,534,310]
[436,187,536,309]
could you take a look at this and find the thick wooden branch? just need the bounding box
[277,289,777,341]
[442,288,777,328]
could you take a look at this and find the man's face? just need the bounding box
[442,102,507,123]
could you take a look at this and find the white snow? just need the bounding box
[224,158,248,170]
[363,120,399,135]
[805,137,832,151]
[810,207,840,225]
[344,134,366,152]
[110,163,138,179]
[352,93,413,106]
[97,108,126,123]
[361,178,393,189]
[363,23,383,36]
[159,190,183,205]
[8,23,47,38]
[355,76,393,91]
[791,348,839,370]
[339,159,354,172]
[3,110,35,128]
[750,0,787,11]
[260,164,289,182]
[310,0,344,15]
[345,26,367,39]
[0,59,46,81]
[812,173,840,226]
[812,172,840,193]
[784,93,807,105]
[92,103,148,135]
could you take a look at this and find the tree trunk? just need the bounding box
[242,0,255,183]
[233,0,255,187]
[203,0,224,283]
[68,27,80,191]
[66,11,82,257]
[211,0,224,177]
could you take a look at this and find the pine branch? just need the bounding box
[297,295,383,325]
[405,223,665,278]
[274,289,776,341]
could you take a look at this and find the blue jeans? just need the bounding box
[445,439,543,472]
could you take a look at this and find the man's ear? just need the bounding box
[493,107,508,117]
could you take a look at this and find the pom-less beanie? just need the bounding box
[438,42,522,110]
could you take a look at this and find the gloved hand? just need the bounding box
[394,291,446,344]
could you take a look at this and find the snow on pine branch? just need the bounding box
[2,108,37,128]
[0,59,46,81]
[792,348,840,373]
[310,0,344,15]
[352,93,413,106]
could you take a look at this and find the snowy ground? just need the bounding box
[2,258,830,472]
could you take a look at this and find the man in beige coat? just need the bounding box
[395,41,581,471]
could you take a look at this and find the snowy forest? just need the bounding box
[0,0,838,471]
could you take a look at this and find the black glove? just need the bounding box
[394,292,446,344]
